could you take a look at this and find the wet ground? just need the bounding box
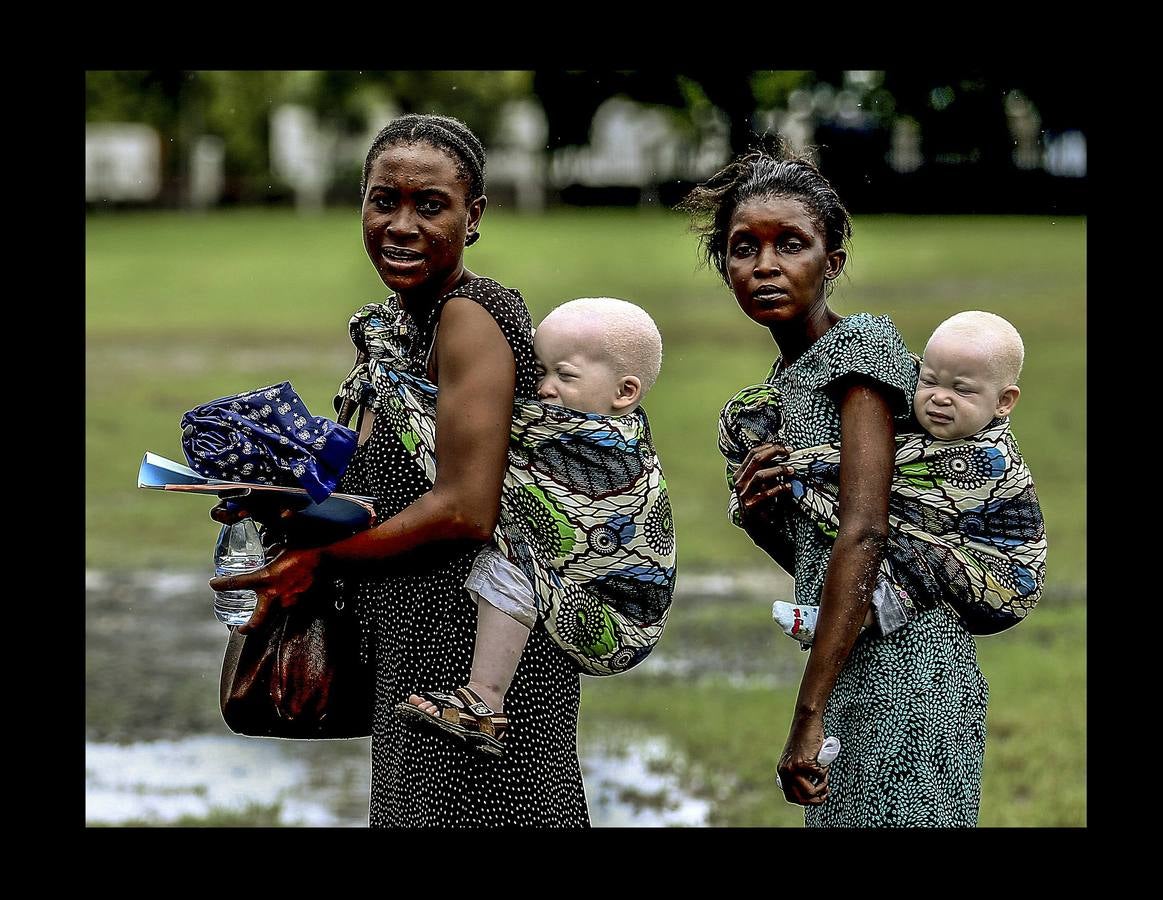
[86,568,790,826]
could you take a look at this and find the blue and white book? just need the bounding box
[138,451,376,531]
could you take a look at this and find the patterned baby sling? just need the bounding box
[337,300,676,676]
[718,382,1046,635]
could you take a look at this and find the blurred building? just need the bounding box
[85,71,1086,215]
[86,124,161,203]
[548,97,730,207]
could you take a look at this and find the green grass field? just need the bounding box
[86,207,1086,826]
[87,208,1085,581]
[581,582,1085,826]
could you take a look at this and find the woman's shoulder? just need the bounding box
[825,312,910,359]
[809,312,918,414]
[441,275,525,306]
[832,311,905,343]
[436,275,538,395]
[790,312,908,372]
[439,276,532,328]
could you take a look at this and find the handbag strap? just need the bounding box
[335,350,368,428]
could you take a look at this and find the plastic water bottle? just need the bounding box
[212,518,265,625]
[817,736,841,767]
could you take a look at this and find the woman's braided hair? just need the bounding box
[678,138,852,292]
[361,113,487,205]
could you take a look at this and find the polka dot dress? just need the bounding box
[338,277,591,828]
[764,314,989,828]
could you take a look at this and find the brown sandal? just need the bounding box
[453,686,508,758]
[394,686,509,758]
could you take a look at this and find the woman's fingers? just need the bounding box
[736,443,791,483]
[208,565,274,635]
[211,548,320,635]
[738,463,789,494]
[802,767,829,803]
[260,534,285,555]
[778,762,829,805]
[210,500,247,524]
[210,497,297,528]
[759,481,793,501]
[738,464,797,509]
[237,590,278,635]
[799,783,829,805]
[209,566,262,593]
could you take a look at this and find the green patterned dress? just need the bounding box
[760,314,988,828]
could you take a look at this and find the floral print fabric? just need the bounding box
[379,366,676,676]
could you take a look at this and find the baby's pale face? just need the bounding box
[914,335,1012,440]
[534,321,622,416]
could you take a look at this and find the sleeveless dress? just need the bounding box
[765,314,989,828]
[337,277,591,828]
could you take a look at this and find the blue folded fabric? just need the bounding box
[181,382,358,503]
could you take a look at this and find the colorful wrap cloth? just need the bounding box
[333,299,418,417]
[181,382,358,503]
[718,383,1046,635]
[339,299,676,677]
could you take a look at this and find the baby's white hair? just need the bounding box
[928,310,1025,385]
[540,297,663,395]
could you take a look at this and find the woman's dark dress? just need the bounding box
[337,277,591,828]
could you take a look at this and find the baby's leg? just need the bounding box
[465,600,531,713]
[400,595,528,734]
[406,548,535,716]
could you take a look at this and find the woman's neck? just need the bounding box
[397,265,477,316]
[769,303,840,365]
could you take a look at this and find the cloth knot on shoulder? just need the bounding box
[335,298,420,416]
[349,297,418,367]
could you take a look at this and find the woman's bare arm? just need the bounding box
[211,297,516,632]
[776,378,895,805]
[324,298,514,557]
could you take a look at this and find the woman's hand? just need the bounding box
[734,442,796,528]
[208,546,323,634]
[776,712,829,806]
[210,494,303,553]
[210,493,297,529]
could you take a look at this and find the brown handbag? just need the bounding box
[219,579,372,739]
[218,359,374,739]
